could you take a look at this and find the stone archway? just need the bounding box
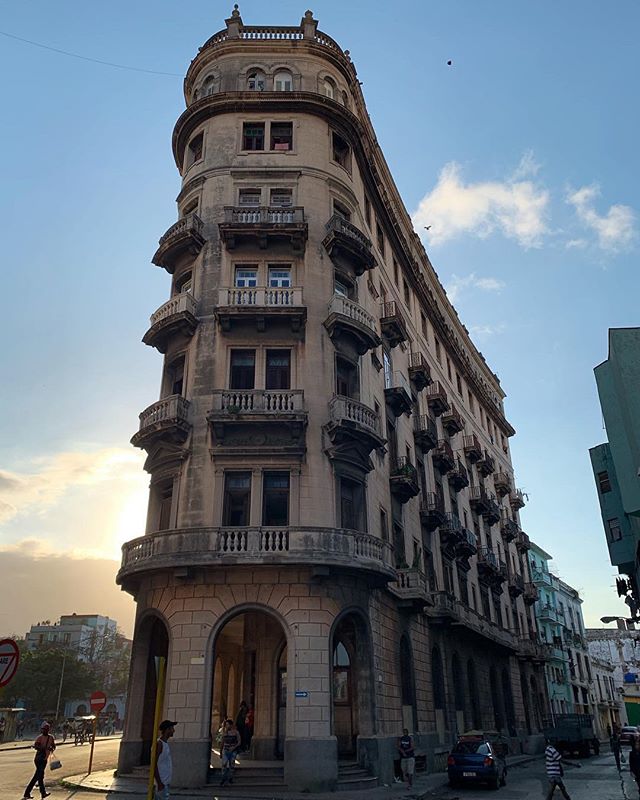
[399,634,417,732]
[451,652,465,734]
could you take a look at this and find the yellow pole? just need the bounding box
[147,656,166,800]
[87,715,98,774]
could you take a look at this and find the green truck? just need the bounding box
[542,714,597,757]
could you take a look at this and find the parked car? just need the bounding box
[619,725,639,746]
[447,733,507,790]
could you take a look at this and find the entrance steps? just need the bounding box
[206,758,378,792]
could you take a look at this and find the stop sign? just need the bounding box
[90,690,107,714]
[0,639,20,688]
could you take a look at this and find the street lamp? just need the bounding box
[600,616,637,625]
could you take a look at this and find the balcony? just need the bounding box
[432,439,455,474]
[469,485,490,515]
[131,395,191,450]
[501,516,519,543]
[218,206,307,253]
[523,583,539,605]
[508,571,525,598]
[531,568,553,587]
[152,213,205,273]
[483,492,501,526]
[477,547,501,581]
[208,389,307,453]
[325,395,386,460]
[477,450,496,477]
[463,433,483,462]
[388,568,431,611]
[425,381,450,417]
[142,292,199,353]
[515,530,531,553]
[117,525,396,590]
[322,214,375,276]
[323,294,381,355]
[510,488,526,510]
[413,414,438,453]
[449,459,469,491]
[420,491,446,531]
[456,527,478,558]
[539,603,562,624]
[439,512,463,549]
[384,371,413,417]
[494,472,512,498]
[217,287,306,333]
[518,636,548,663]
[379,301,409,348]
[427,591,461,624]
[442,403,465,435]
[389,457,420,503]
[427,593,517,650]
[408,352,432,391]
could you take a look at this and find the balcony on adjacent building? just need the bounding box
[142,292,199,353]
[408,352,432,391]
[217,286,306,333]
[439,512,463,549]
[152,213,205,273]
[413,414,438,453]
[477,547,501,581]
[523,582,539,605]
[389,457,420,503]
[325,395,386,457]
[322,214,376,276]
[432,439,455,474]
[131,395,191,450]
[442,403,465,435]
[531,568,554,588]
[379,301,409,347]
[510,488,526,510]
[501,515,519,543]
[420,491,446,531]
[494,472,512,498]
[483,492,501,526]
[469,484,490,514]
[539,603,562,624]
[384,370,413,417]
[463,433,483,462]
[456,527,478,558]
[449,459,470,491]
[219,206,307,253]
[425,381,450,417]
[515,529,531,553]
[388,568,431,611]
[477,450,496,477]
[508,571,525,598]
[323,294,381,354]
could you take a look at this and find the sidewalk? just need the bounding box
[0,733,122,752]
[62,753,539,798]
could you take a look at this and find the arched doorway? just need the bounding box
[489,666,504,732]
[431,646,447,742]
[211,609,287,761]
[399,635,417,731]
[501,667,516,736]
[140,616,169,764]
[467,659,481,729]
[520,669,532,735]
[451,653,465,734]
[531,676,543,731]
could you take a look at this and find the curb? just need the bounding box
[0,734,122,752]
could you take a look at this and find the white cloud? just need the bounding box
[565,238,588,250]
[469,323,506,338]
[412,156,550,248]
[566,184,636,252]
[445,272,505,304]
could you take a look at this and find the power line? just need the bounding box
[0,29,182,77]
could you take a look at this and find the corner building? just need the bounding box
[117,8,547,790]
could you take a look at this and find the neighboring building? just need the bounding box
[589,656,625,736]
[590,327,640,618]
[587,626,640,725]
[25,614,118,662]
[116,9,547,790]
[64,694,126,723]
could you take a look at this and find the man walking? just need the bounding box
[154,719,176,800]
[22,721,55,800]
[544,739,580,799]
[219,718,241,786]
[397,728,416,789]
[610,727,622,771]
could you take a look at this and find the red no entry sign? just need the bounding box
[0,639,20,688]
[90,690,107,714]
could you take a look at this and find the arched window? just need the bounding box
[341,90,349,108]
[247,70,265,91]
[467,659,481,728]
[323,76,336,99]
[333,640,350,702]
[431,647,446,711]
[274,71,293,92]
[201,75,218,97]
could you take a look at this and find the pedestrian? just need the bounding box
[630,737,640,797]
[219,718,241,786]
[610,728,622,771]
[397,728,415,789]
[16,718,25,741]
[236,700,248,751]
[22,721,55,799]
[0,715,5,743]
[154,719,176,800]
[544,739,581,800]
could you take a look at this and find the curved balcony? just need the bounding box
[442,403,465,435]
[449,459,469,491]
[413,414,438,453]
[384,371,413,417]
[325,395,386,465]
[322,214,375,276]
[217,287,306,334]
[131,395,191,450]
[323,294,381,355]
[420,491,446,531]
[388,568,431,612]
[389,457,420,503]
[379,301,408,348]
[152,213,205,273]
[142,293,199,353]
[432,439,455,474]
[408,352,432,391]
[425,381,450,417]
[219,206,307,253]
[118,526,396,589]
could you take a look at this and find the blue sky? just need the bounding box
[0,1,638,634]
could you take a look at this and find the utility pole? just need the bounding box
[54,649,67,722]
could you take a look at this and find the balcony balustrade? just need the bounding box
[463,433,483,462]
[539,603,563,624]
[427,592,517,650]
[523,582,539,605]
[477,547,501,581]
[510,488,526,510]
[531,568,554,587]
[219,206,307,252]
[420,491,446,531]
[449,458,469,491]
[143,292,199,353]
[517,636,548,663]
[217,286,306,333]
[494,472,512,498]
[427,591,460,623]
[456,527,478,558]
[389,456,420,503]
[325,394,386,457]
[425,381,450,417]
[152,213,205,273]
[508,571,525,598]
[379,301,409,348]
[469,485,490,514]
[439,512,463,549]
[323,294,381,354]
[442,403,465,435]
[322,214,375,276]
[117,525,396,589]
[408,352,432,391]
[413,414,438,453]
[384,370,413,417]
[388,568,431,611]
[501,516,519,543]
[483,492,501,526]
[131,394,191,450]
[477,450,496,477]
[432,439,455,474]
[515,529,531,553]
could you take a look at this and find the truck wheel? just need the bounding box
[500,769,507,787]
[490,773,500,790]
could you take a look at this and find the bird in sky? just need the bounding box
[424,225,432,231]
[447,60,452,66]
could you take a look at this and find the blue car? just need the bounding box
[447,736,507,790]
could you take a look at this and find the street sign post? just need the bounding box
[87,691,107,774]
[0,639,20,688]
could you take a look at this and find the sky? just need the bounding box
[0,1,638,638]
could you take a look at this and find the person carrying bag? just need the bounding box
[22,721,56,799]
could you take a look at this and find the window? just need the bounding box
[456,373,463,395]
[265,350,291,390]
[187,133,203,166]
[379,507,388,541]
[323,76,336,98]
[333,200,351,221]
[446,357,452,381]
[339,477,365,531]
[175,271,192,294]
[421,312,428,341]
[200,74,217,97]
[274,71,292,91]
[331,131,350,169]
[223,472,251,526]
[403,278,410,307]
[271,122,293,151]
[262,472,290,526]
[392,260,399,285]
[242,122,265,151]
[435,338,442,364]
[443,560,455,594]
[336,356,359,399]
[158,485,173,530]
[268,266,291,287]
[364,196,372,229]
[270,188,292,207]
[247,71,265,91]
[341,90,349,108]
[376,223,385,256]
[234,266,257,287]
[239,188,261,206]
[182,199,198,217]
[598,471,612,493]
[607,518,622,542]
[167,356,185,396]
[468,391,475,414]
[230,350,255,389]
[334,277,350,297]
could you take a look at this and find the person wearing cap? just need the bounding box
[22,721,55,799]
[154,720,176,799]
